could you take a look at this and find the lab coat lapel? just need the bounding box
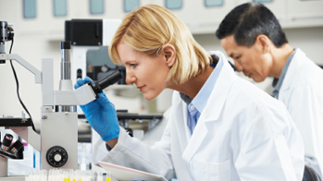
[279,49,303,100]
[182,57,236,163]
[182,102,192,142]
[202,59,236,122]
[171,95,190,152]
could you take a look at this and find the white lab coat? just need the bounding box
[102,51,304,181]
[278,48,323,176]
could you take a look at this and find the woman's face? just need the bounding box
[117,42,171,100]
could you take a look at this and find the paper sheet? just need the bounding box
[98,161,168,181]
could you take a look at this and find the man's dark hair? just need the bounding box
[216,3,288,48]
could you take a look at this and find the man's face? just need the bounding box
[220,35,272,82]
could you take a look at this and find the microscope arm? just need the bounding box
[0,54,42,151]
[10,127,41,152]
[0,54,42,83]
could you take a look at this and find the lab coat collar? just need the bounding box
[278,48,305,99]
[182,52,237,163]
[200,53,237,122]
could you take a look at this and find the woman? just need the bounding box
[75,4,304,181]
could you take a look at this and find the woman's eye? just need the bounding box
[235,56,240,60]
[130,64,137,68]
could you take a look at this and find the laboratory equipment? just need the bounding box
[1,134,13,151]
[65,19,125,85]
[84,70,123,98]
[0,20,122,180]
[0,133,24,178]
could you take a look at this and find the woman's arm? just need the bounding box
[106,138,118,148]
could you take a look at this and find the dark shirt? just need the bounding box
[272,50,296,99]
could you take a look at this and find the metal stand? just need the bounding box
[0,157,7,177]
[0,156,24,181]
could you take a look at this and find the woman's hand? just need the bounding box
[74,77,120,143]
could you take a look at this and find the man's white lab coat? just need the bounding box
[278,48,323,177]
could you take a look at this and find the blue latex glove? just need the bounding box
[171,179,178,181]
[74,77,120,141]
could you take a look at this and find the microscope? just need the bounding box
[0,21,122,180]
[65,19,164,171]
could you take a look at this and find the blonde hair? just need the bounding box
[109,4,211,85]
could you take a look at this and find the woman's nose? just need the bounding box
[126,72,136,85]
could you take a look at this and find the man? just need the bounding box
[216,2,323,177]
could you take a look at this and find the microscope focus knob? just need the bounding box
[46,146,68,167]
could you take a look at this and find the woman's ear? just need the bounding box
[255,34,271,54]
[161,44,176,67]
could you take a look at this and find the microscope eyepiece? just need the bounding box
[2,134,13,151]
[9,140,24,154]
[89,70,123,97]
